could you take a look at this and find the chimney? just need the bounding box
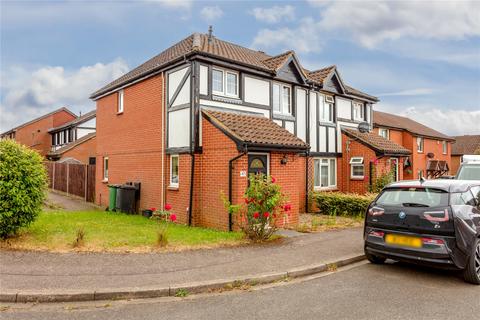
[208,25,213,44]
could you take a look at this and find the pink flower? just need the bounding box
[271,176,276,183]
[169,214,177,222]
[373,158,379,165]
[283,204,292,212]
[165,203,172,211]
[263,212,270,218]
[150,207,156,212]
[253,212,260,219]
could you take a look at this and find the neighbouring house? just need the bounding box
[373,111,455,179]
[46,110,96,164]
[451,135,480,174]
[0,107,77,157]
[90,31,403,230]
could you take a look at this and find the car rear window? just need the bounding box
[376,187,449,207]
[456,165,480,180]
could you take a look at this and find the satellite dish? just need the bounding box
[427,152,435,158]
[358,122,370,133]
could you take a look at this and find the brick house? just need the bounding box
[90,32,402,230]
[451,135,480,174]
[46,110,96,164]
[373,111,454,179]
[0,107,77,157]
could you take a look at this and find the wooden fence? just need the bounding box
[45,162,96,203]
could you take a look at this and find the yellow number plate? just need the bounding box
[385,234,422,248]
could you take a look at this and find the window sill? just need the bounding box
[273,113,295,121]
[168,185,179,191]
[314,186,338,192]
[350,177,365,181]
[102,179,109,183]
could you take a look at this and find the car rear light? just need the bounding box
[368,206,385,216]
[421,237,445,245]
[423,208,449,222]
[369,230,385,238]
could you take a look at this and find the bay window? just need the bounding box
[314,158,337,189]
[272,83,291,115]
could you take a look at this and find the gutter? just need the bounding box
[228,146,247,231]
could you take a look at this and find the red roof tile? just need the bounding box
[451,135,480,155]
[342,128,411,155]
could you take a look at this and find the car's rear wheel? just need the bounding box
[365,248,386,264]
[463,238,480,285]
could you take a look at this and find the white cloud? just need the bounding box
[376,104,480,136]
[0,59,129,132]
[200,6,223,22]
[317,0,480,48]
[251,5,295,24]
[377,88,435,97]
[151,0,193,9]
[252,18,322,53]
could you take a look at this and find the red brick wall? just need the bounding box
[451,155,461,175]
[337,133,404,194]
[165,153,193,225]
[59,136,96,164]
[9,109,76,157]
[409,135,452,179]
[95,74,165,210]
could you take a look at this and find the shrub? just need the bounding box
[225,174,291,241]
[73,228,85,248]
[311,192,376,218]
[369,167,394,194]
[0,139,47,239]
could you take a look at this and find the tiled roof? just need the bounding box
[307,65,336,86]
[344,85,378,101]
[90,33,375,101]
[48,132,96,157]
[451,135,480,155]
[202,109,308,151]
[49,110,96,132]
[342,128,411,155]
[373,111,453,141]
[0,107,76,136]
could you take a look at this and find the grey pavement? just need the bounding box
[3,262,478,320]
[45,191,100,212]
[0,228,363,293]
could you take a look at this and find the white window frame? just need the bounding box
[417,137,424,153]
[442,141,447,154]
[314,158,337,190]
[350,157,364,179]
[353,102,364,121]
[212,67,239,98]
[320,99,334,123]
[118,89,124,113]
[103,157,109,181]
[379,128,389,140]
[272,82,292,115]
[170,155,179,187]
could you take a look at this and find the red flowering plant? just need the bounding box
[232,174,291,241]
[150,204,176,223]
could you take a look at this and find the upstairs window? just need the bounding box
[379,128,389,139]
[273,83,291,115]
[118,90,124,113]
[320,98,334,123]
[353,102,364,121]
[442,141,447,154]
[212,68,238,98]
[350,157,364,179]
[417,137,424,153]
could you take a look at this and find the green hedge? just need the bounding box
[311,192,377,217]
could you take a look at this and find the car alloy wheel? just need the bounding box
[476,242,480,277]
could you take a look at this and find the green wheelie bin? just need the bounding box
[108,184,121,211]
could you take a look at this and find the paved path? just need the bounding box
[1,228,363,293]
[45,191,100,212]
[3,262,477,320]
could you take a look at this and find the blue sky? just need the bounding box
[1,0,479,135]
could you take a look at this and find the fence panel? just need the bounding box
[44,161,96,203]
[68,164,86,198]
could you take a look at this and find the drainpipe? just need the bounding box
[188,61,197,226]
[305,150,310,212]
[228,146,247,231]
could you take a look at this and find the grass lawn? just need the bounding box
[1,210,246,253]
[295,213,364,233]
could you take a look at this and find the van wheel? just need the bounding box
[463,238,480,285]
[365,248,386,264]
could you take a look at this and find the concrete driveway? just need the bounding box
[45,191,100,212]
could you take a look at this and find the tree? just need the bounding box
[0,139,47,238]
